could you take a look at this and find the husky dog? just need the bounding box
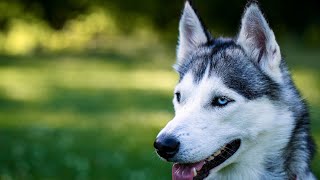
[153,1,316,180]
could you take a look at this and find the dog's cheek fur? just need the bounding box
[206,97,295,179]
[160,108,239,163]
[160,73,252,163]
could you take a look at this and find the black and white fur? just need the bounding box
[154,1,316,179]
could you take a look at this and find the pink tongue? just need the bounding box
[172,161,205,180]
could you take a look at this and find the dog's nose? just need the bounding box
[154,136,180,160]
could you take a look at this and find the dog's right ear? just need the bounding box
[237,3,282,81]
[177,1,210,63]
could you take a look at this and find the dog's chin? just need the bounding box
[172,139,241,180]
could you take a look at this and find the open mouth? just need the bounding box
[172,139,241,180]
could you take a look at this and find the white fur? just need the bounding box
[157,66,295,179]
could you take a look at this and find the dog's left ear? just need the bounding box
[237,3,282,81]
[177,1,210,63]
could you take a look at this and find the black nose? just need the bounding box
[154,136,180,160]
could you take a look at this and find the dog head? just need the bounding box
[154,1,294,179]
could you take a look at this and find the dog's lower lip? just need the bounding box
[194,139,241,180]
[172,139,241,180]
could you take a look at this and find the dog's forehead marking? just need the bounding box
[176,72,195,93]
[177,63,241,104]
[210,49,279,100]
[176,40,279,100]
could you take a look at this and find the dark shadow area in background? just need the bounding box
[0,127,171,180]
[42,88,173,115]
[0,88,172,116]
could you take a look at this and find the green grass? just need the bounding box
[0,43,319,179]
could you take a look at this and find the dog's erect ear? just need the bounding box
[237,3,282,81]
[177,1,210,63]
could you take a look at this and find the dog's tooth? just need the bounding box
[207,156,215,161]
[214,150,221,156]
[193,168,197,176]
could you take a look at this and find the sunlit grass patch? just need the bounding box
[291,69,320,105]
[0,55,177,104]
[0,67,50,101]
[0,126,171,180]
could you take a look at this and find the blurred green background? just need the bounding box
[0,0,319,179]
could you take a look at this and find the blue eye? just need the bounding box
[211,97,233,107]
[218,98,228,105]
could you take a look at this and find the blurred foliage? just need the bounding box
[0,6,159,54]
[0,0,319,54]
[0,0,319,33]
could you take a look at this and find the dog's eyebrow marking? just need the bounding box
[177,40,240,84]
[175,38,279,100]
[208,47,279,100]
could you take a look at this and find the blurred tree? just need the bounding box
[0,0,319,40]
